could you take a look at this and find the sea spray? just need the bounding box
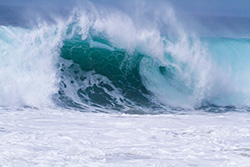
[0,24,63,107]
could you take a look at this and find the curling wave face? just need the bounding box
[1,4,250,113]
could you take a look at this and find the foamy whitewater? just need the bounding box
[1,0,250,166]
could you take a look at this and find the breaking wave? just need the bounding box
[1,3,250,113]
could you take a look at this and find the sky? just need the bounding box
[1,0,250,17]
[170,0,250,17]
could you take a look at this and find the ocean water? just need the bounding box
[1,1,250,166]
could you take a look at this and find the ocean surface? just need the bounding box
[1,1,250,166]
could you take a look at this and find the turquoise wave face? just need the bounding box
[202,38,250,107]
[58,35,157,111]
